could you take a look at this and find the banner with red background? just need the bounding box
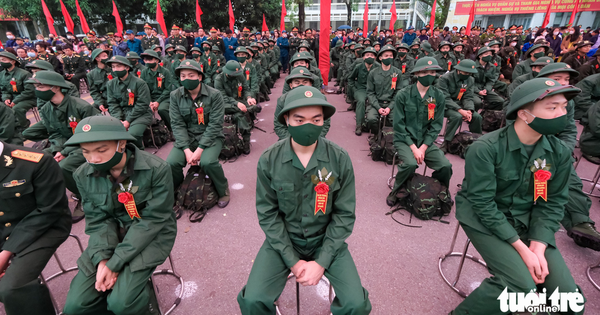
[455,0,600,15]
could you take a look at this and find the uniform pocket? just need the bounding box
[273,182,295,213]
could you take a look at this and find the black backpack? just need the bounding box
[368,117,398,165]
[32,139,50,151]
[481,109,506,132]
[219,117,245,161]
[447,131,482,159]
[174,165,218,222]
[143,119,170,149]
[390,173,453,222]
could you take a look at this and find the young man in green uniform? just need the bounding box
[212,45,227,80]
[434,41,457,73]
[436,59,482,152]
[105,56,153,149]
[393,43,414,86]
[386,57,452,206]
[329,40,343,81]
[0,102,21,145]
[199,41,217,87]
[365,45,402,135]
[452,78,585,315]
[167,60,230,207]
[344,44,364,109]
[512,43,548,79]
[163,44,176,66]
[573,72,600,120]
[235,47,259,101]
[237,86,372,315]
[87,49,113,111]
[282,52,323,94]
[62,115,177,315]
[170,45,188,80]
[0,51,35,129]
[26,60,80,107]
[452,42,465,61]
[348,47,380,136]
[0,140,72,315]
[140,50,174,132]
[473,47,504,110]
[507,57,553,99]
[126,52,146,78]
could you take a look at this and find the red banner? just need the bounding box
[196,0,203,28]
[390,0,397,32]
[59,0,74,34]
[430,0,436,34]
[262,14,268,33]
[466,0,475,35]
[454,0,598,15]
[228,0,235,32]
[156,0,167,35]
[112,0,123,35]
[40,0,56,35]
[281,0,287,31]
[75,0,90,34]
[319,0,331,85]
[363,0,369,38]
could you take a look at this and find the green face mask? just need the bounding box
[364,57,375,64]
[146,62,157,69]
[532,70,539,78]
[441,50,449,56]
[167,50,175,56]
[237,56,247,63]
[0,62,13,69]
[114,70,128,78]
[381,58,393,66]
[482,55,492,63]
[35,88,55,101]
[411,48,419,54]
[287,122,323,146]
[192,53,201,59]
[397,51,407,57]
[176,53,185,59]
[458,73,470,81]
[181,79,200,90]
[203,46,210,51]
[129,59,138,66]
[533,51,544,59]
[417,74,436,86]
[524,110,567,135]
[89,143,124,172]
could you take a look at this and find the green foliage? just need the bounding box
[419,0,451,28]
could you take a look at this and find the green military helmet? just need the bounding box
[397,43,410,51]
[298,41,310,50]
[488,40,502,48]
[506,78,581,120]
[538,62,579,78]
[268,38,275,43]
[335,40,343,48]
[277,86,336,125]
[25,60,54,71]
[525,43,549,58]
[290,52,312,66]
[363,38,372,45]
[212,45,221,53]
[285,66,314,85]
[174,45,187,53]
[420,41,433,53]
[91,48,110,62]
[246,46,256,56]
[454,59,478,74]
[0,51,20,65]
[175,59,205,79]
[453,41,464,48]
[352,44,364,51]
[411,39,421,47]
[385,38,393,44]
[164,44,175,51]
[531,56,554,67]
[151,44,162,51]
[105,55,132,69]
[65,116,136,146]
[234,46,249,56]
[372,42,381,49]
[201,41,212,48]
[223,60,243,76]
[378,45,397,58]
[140,49,161,61]
[477,46,494,57]
[438,41,453,50]
[126,51,141,59]
[361,47,377,57]
[25,70,70,88]
[189,47,201,54]
[411,57,443,73]
[250,41,261,49]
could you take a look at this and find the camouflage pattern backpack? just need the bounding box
[368,117,398,165]
[394,173,453,221]
[143,119,170,149]
[174,165,218,222]
[481,109,505,132]
[219,121,244,161]
[447,131,482,159]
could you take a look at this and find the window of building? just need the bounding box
[509,14,532,29]
[553,12,564,27]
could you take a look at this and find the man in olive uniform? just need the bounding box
[238,27,252,47]
[106,56,153,149]
[283,52,323,94]
[207,28,226,55]
[348,47,380,135]
[452,42,465,61]
[513,43,549,79]
[507,57,553,99]
[467,26,482,55]
[87,49,113,111]
[166,25,188,48]
[170,45,188,79]
[418,41,435,59]
[505,25,521,51]
[141,23,160,50]
[563,40,592,72]
[214,60,259,154]
[62,115,177,315]
[343,44,364,109]
[198,41,217,87]
[140,50,174,131]
[85,31,102,52]
[212,45,227,80]
[163,44,176,65]
[573,73,600,120]
[393,43,415,85]
[451,78,585,315]
[126,52,146,78]
[428,27,442,51]
[0,52,35,129]
[434,41,457,73]
[25,60,80,112]
[473,47,504,110]
[288,27,301,60]
[0,139,71,315]
[365,45,402,134]
[330,40,343,82]
[62,45,87,93]
[235,47,259,100]
[35,42,61,74]
[408,40,421,59]
[436,59,482,152]
[237,86,372,315]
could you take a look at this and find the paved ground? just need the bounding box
[14,76,600,315]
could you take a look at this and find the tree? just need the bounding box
[419,0,451,27]
[291,0,309,31]
[342,0,358,26]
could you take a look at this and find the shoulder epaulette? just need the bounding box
[11,150,43,163]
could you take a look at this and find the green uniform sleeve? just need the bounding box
[423,92,445,147]
[462,79,476,112]
[249,67,259,99]
[512,63,524,79]
[321,118,331,138]
[392,91,414,147]
[574,79,595,117]
[88,71,106,107]
[436,76,460,111]
[156,70,174,104]
[485,66,498,92]
[198,91,225,150]
[12,72,34,105]
[214,75,240,110]
[557,100,578,152]
[169,90,192,150]
[366,71,380,110]
[126,80,151,123]
[0,104,15,142]
[274,96,289,140]
[107,81,124,120]
[347,65,359,89]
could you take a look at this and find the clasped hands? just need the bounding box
[291,260,325,287]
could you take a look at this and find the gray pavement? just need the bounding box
[18,76,600,315]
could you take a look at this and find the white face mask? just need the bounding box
[510,42,517,47]
[542,32,548,36]
[554,31,559,36]
[511,30,516,34]
[570,30,575,34]
[7,35,14,39]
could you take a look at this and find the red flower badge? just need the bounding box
[427,103,435,120]
[69,121,77,129]
[531,159,551,202]
[137,70,141,77]
[494,62,498,67]
[118,192,133,204]
[157,77,163,88]
[315,182,330,194]
[9,79,17,92]
[195,107,204,114]
[534,170,552,182]
[108,74,113,80]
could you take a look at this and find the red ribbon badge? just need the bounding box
[137,70,141,77]
[10,80,17,92]
[118,192,141,219]
[427,103,435,120]
[245,69,250,81]
[69,121,78,134]
[128,92,135,105]
[196,107,204,124]
[401,64,406,74]
[108,74,113,80]
[494,62,498,67]
[391,76,397,89]
[201,64,204,72]
[534,170,551,202]
[159,62,163,67]
[157,77,162,88]
[208,57,211,66]
[314,182,329,215]
[457,88,466,100]
[217,59,220,67]
[238,84,242,98]
[448,61,452,71]
[457,60,461,64]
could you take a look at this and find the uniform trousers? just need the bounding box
[353,89,368,128]
[390,144,452,195]
[444,109,483,142]
[12,99,36,128]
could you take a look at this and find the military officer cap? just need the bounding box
[352,44,364,51]
[487,24,494,30]
[211,45,221,52]
[509,25,517,30]
[65,116,136,146]
[234,47,249,56]
[488,40,501,48]
[292,27,299,32]
[277,86,336,125]
[175,59,205,79]
[174,45,187,53]
[461,35,469,41]
[397,43,410,51]
[223,60,243,76]
[87,30,97,36]
[190,47,202,53]
[411,57,443,73]
[0,51,20,65]
[335,40,343,48]
[438,41,453,49]
[91,48,111,62]
[420,41,433,53]
[538,62,579,78]
[25,60,54,71]
[105,55,132,70]
[25,70,70,88]
[140,49,161,61]
[126,51,141,59]
[452,26,458,30]
[506,78,580,120]
[531,56,554,67]
[471,25,478,30]
[517,25,523,30]
[576,40,593,49]
[454,59,478,74]
[171,25,180,30]
[459,26,466,31]
[494,28,502,33]
[209,27,217,33]
[434,27,440,32]
[285,66,314,85]
[361,47,377,57]
[151,44,162,51]
[477,46,494,57]
[243,27,250,32]
[378,45,396,58]
[525,43,549,58]
[164,44,175,51]
[144,23,152,29]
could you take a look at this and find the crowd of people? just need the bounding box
[0,19,598,315]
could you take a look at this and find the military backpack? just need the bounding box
[481,109,505,132]
[392,173,453,221]
[368,117,398,165]
[143,119,170,149]
[174,165,218,222]
[219,118,245,161]
[447,131,482,159]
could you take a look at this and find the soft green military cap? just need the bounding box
[420,41,433,53]
[190,47,202,53]
[223,60,243,76]
[277,86,335,125]
[378,45,396,58]
[335,40,343,48]
[234,47,249,56]
[538,62,579,78]
[25,70,70,88]
[506,78,581,120]
[531,56,554,66]
[361,47,377,57]
[454,59,478,74]
[174,45,187,53]
[397,43,410,50]
[0,51,19,64]
[477,46,494,57]
[151,44,162,51]
[290,52,312,65]
[411,57,443,73]
[105,55,132,69]
[126,51,141,59]
[211,45,221,52]
[91,48,110,61]
[438,41,453,49]
[25,60,54,71]
[164,44,175,50]
[140,49,161,60]
[65,116,136,145]
[285,66,314,84]
[175,59,204,79]
[525,43,548,58]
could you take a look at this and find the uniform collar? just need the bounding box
[506,124,554,157]
[281,137,329,165]
[50,94,70,113]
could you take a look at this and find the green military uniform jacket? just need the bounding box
[170,57,187,79]
[213,54,227,77]
[348,62,380,91]
[256,137,356,269]
[207,37,226,54]
[557,100,578,152]
[106,73,152,124]
[456,125,572,248]
[513,58,533,79]
[142,35,160,50]
[140,65,174,104]
[580,99,600,157]
[366,65,403,110]
[435,52,458,72]
[330,47,342,65]
[87,66,113,107]
[37,96,99,155]
[507,72,535,97]
[393,56,414,82]
[74,145,176,275]
[574,73,600,120]
[169,84,225,150]
[167,35,188,48]
[473,61,499,93]
[131,62,146,78]
[240,62,259,99]
[0,66,34,104]
[436,71,476,112]
[343,53,358,81]
[63,54,86,75]
[36,53,60,73]
[214,72,251,110]
[200,51,218,82]
[85,40,101,52]
[0,105,17,144]
[393,84,445,148]
[288,37,301,56]
[238,36,252,47]
[0,142,71,256]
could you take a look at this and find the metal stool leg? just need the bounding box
[32,107,41,123]
[587,258,600,291]
[575,154,600,198]
[152,254,184,315]
[276,273,335,315]
[388,153,397,190]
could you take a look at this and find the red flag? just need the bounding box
[389,0,397,33]
[280,0,287,32]
[363,0,369,38]
[429,0,436,34]
[0,40,3,50]
[542,0,553,28]
[40,0,57,36]
[59,0,75,33]
[567,0,579,27]
[262,14,268,33]
[196,0,203,28]
[75,0,90,34]
[319,0,331,85]
[112,1,123,34]
[228,0,235,32]
[465,0,475,36]
[156,0,168,36]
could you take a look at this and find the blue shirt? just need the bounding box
[222,36,238,61]
[113,41,128,56]
[402,32,417,45]
[194,36,208,48]
[127,38,143,56]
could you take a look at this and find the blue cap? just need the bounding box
[125,30,134,35]
[282,30,287,33]
[136,32,145,36]
[408,26,415,30]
